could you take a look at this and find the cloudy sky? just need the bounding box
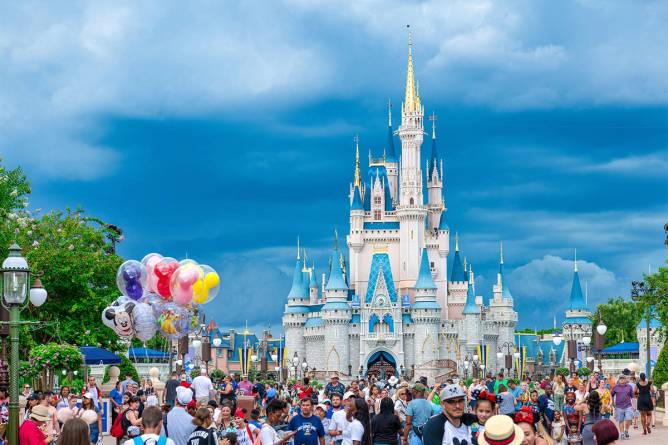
[2,0,666,331]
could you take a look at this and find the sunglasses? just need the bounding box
[445,398,465,405]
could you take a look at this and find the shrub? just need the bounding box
[578,367,592,377]
[652,345,668,386]
[556,368,570,377]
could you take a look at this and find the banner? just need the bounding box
[238,346,253,375]
[515,346,526,378]
[477,343,489,370]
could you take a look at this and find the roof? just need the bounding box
[430,134,439,174]
[602,342,639,354]
[438,213,448,231]
[309,267,318,288]
[321,301,351,311]
[129,347,169,360]
[384,177,393,211]
[287,258,308,300]
[569,269,587,311]
[402,313,413,324]
[309,303,323,313]
[512,334,567,362]
[499,262,513,300]
[325,248,348,291]
[462,280,479,315]
[564,316,592,325]
[450,247,466,282]
[304,317,324,328]
[351,313,361,324]
[363,184,371,210]
[285,305,310,314]
[79,346,122,365]
[351,186,363,210]
[365,252,398,303]
[412,301,441,310]
[364,221,400,230]
[414,249,437,290]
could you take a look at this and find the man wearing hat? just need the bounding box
[19,404,53,444]
[402,383,434,445]
[167,386,196,445]
[422,384,477,445]
[325,374,345,399]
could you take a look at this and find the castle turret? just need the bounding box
[397,31,428,289]
[562,250,592,366]
[489,242,518,371]
[412,248,441,367]
[427,114,444,231]
[322,240,351,374]
[385,101,399,202]
[283,240,308,364]
[463,269,481,348]
[309,261,319,304]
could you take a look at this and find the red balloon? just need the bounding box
[154,260,179,298]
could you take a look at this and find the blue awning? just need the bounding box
[602,342,639,354]
[129,347,170,360]
[79,346,122,365]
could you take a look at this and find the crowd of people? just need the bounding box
[6,366,661,445]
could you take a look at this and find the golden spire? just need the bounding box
[353,134,361,188]
[404,25,419,114]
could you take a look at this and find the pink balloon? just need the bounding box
[142,253,163,294]
[172,285,193,306]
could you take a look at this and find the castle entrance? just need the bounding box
[366,350,397,380]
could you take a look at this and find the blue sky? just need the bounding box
[2,0,667,331]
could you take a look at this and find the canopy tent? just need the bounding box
[602,342,639,355]
[79,346,122,365]
[128,347,170,360]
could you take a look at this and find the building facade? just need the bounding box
[282,36,518,382]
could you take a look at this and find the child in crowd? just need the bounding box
[471,390,496,444]
[551,411,565,445]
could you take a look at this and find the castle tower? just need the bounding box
[386,101,399,202]
[396,30,428,289]
[426,114,444,231]
[322,241,351,374]
[463,269,481,349]
[412,248,441,368]
[309,261,319,304]
[562,250,592,366]
[447,233,468,319]
[283,240,309,363]
[489,242,518,371]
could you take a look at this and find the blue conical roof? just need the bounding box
[309,267,318,289]
[287,259,308,300]
[569,268,587,311]
[438,213,448,230]
[351,185,363,210]
[363,184,371,211]
[450,246,466,282]
[325,248,348,291]
[463,277,479,315]
[415,249,437,290]
[499,261,513,300]
[386,124,396,162]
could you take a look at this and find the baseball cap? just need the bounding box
[413,383,427,393]
[176,386,193,405]
[440,384,466,401]
[83,392,94,399]
[316,403,328,412]
[342,391,356,400]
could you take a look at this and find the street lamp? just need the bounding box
[291,352,299,379]
[552,333,563,346]
[1,243,48,445]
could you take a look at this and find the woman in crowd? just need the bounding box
[78,392,102,444]
[371,398,402,445]
[217,404,235,433]
[575,384,588,404]
[394,388,409,427]
[121,395,143,440]
[366,385,380,419]
[56,386,70,410]
[56,417,90,445]
[188,407,220,445]
[594,383,612,420]
[514,408,551,445]
[552,376,565,414]
[635,372,653,434]
[220,376,236,412]
[581,392,603,445]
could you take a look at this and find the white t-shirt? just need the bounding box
[329,409,347,443]
[260,423,280,445]
[124,433,176,445]
[191,376,214,398]
[341,418,363,445]
[237,423,260,445]
[442,421,471,445]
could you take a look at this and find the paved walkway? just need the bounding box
[625,423,666,445]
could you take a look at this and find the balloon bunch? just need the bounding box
[101,253,220,341]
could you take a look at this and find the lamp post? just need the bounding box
[301,357,308,380]
[595,318,607,372]
[497,342,516,377]
[463,353,471,380]
[292,352,299,380]
[1,243,48,445]
[631,280,656,379]
[271,353,278,381]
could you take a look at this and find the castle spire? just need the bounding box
[500,241,504,265]
[388,99,392,127]
[353,134,361,188]
[430,111,437,140]
[574,248,578,272]
[403,25,419,114]
[455,232,459,251]
[297,236,301,260]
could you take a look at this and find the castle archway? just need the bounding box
[365,350,397,380]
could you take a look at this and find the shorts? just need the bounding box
[614,407,634,422]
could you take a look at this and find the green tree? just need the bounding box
[592,297,643,347]
[644,264,668,339]
[0,159,124,353]
[652,345,668,387]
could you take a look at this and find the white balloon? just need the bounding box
[133,302,158,342]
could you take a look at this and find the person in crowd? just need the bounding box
[315,404,332,445]
[477,415,524,445]
[19,404,53,445]
[422,384,476,445]
[610,374,633,440]
[595,383,612,420]
[217,404,235,433]
[55,386,70,410]
[551,411,565,445]
[537,384,555,433]
[164,371,181,407]
[564,377,577,396]
[121,395,143,441]
[470,390,495,441]
[562,392,580,444]
[84,376,102,410]
[298,378,315,401]
[238,375,253,397]
[403,383,434,445]
[494,374,508,394]
[552,376,565,414]
[508,380,524,414]
[121,372,136,395]
[123,405,176,445]
[485,375,495,394]
[394,388,408,426]
[649,381,657,429]
[192,369,215,405]
[56,417,89,445]
[249,409,262,429]
[498,384,517,416]
[220,376,237,412]
[22,384,32,399]
[39,391,60,437]
[260,399,296,445]
[187,407,219,445]
[24,393,39,421]
[109,381,124,426]
[581,391,603,445]
[575,383,588,404]
[328,393,345,420]
[167,387,196,445]
[513,408,549,445]
[628,376,638,431]
[351,398,371,445]
[591,419,619,445]
[329,392,357,445]
[79,392,102,444]
[290,397,325,445]
[634,372,653,435]
[371,397,402,445]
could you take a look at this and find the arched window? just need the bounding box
[410,197,414,205]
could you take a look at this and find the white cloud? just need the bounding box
[580,153,668,177]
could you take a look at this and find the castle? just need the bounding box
[281,35,519,382]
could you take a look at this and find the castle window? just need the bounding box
[374,210,381,220]
[410,198,414,205]
[374,196,381,205]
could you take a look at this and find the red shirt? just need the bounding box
[19,419,46,445]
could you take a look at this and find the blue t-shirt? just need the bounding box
[289,414,325,445]
[511,387,524,411]
[267,387,278,399]
[109,388,123,406]
[326,406,344,420]
[406,398,434,427]
[538,395,555,422]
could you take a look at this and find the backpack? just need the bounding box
[110,409,126,438]
[132,437,168,445]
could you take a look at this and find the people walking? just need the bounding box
[635,373,653,435]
